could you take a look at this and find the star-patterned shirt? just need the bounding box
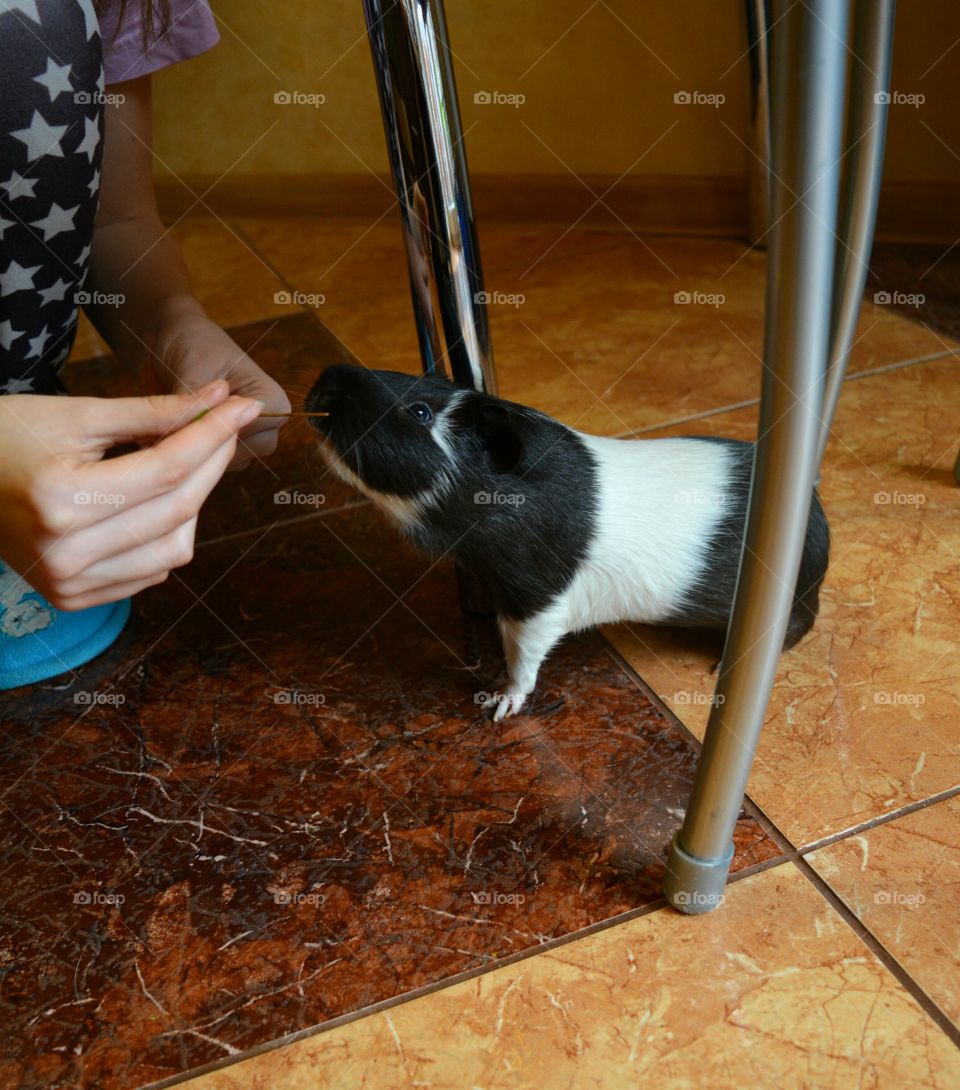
[0,0,218,396]
[0,0,104,394]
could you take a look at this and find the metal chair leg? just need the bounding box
[362,0,496,394]
[816,0,896,466]
[665,0,854,913]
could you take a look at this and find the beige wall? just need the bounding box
[152,0,960,183]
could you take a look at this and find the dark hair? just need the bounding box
[95,0,172,44]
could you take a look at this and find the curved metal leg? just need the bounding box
[816,0,896,467]
[362,0,496,394]
[665,0,853,913]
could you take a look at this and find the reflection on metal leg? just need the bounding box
[362,0,495,394]
[745,0,772,248]
[665,0,850,913]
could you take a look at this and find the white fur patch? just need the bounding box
[558,434,734,631]
[430,389,465,461]
[315,436,449,531]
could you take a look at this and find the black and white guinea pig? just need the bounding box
[307,364,829,720]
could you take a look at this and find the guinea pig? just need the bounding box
[306,364,829,720]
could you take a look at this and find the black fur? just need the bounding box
[307,365,599,621]
[665,437,830,648]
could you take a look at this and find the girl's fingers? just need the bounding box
[54,518,198,597]
[44,433,236,577]
[55,571,175,612]
[67,396,262,523]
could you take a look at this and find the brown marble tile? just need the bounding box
[607,355,960,846]
[807,794,960,1026]
[239,218,955,433]
[0,499,779,1090]
[181,863,960,1090]
[68,217,295,363]
[63,313,363,544]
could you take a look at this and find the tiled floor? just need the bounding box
[3,213,958,1088]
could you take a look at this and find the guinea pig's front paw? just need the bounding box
[492,689,529,721]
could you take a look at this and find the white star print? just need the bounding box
[79,0,98,40]
[0,0,42,25]
[30,201,78,241]
[74,114,99,163]
[1,170,37,200]
[86,167,100,197]
[0,213,15,239]
[0,375,37,394]
[0,258,41,295]
[11,109,68,161]
[25,325,51,359]
[38,277,70,306]
[75,242,91,270]
[0,320,25,351]
[33,58,74,103]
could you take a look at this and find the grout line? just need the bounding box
[793,784,960,859]
[792,854,960,1048]
[228,219,305,300]
[605,634,960,863]
[610,346,959,440]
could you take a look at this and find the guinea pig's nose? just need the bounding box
[305,369,339,414]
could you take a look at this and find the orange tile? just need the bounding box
[607,355,960,845]
[807,794,960,1025]
[240,218,955,432]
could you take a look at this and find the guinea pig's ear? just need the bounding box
[475,403,524,473]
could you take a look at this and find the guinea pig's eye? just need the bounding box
[407,402,433,425]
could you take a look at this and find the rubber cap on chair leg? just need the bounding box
[664,832,734,915]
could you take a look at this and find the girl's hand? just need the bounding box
[0,382,262,610]
[150,311,291,471]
